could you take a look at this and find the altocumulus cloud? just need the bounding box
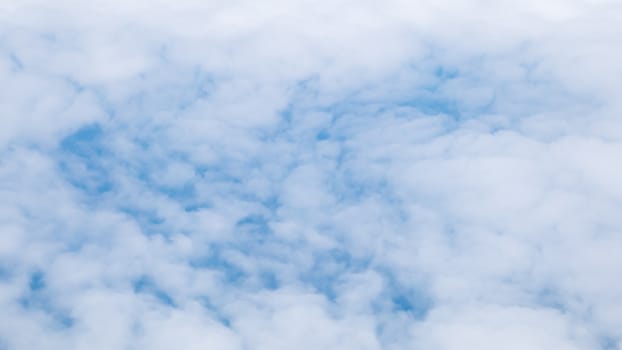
[1,0,622,349]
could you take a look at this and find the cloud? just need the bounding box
[1,0,622,349]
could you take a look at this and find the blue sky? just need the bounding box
[1,0,622,349]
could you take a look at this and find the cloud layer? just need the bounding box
[1,0,622,349]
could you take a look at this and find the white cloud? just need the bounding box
[1,0,622,349]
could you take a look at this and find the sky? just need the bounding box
[1,0,622,349]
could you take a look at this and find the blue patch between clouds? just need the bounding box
[535,287,567,313]
[236,215,271,235]
[133,275,176,307]
[316,129,330,140]
[9,53,23,71]
[60,124,105,158]
[119,207,166,235]
[301,249,367,302]
[29,271,45,291]
[0,266,10,281]
[197,296,232,327]
[190,249,246,285]
[20,271,75,329]
[389,290,431,319]
[191,245,280,290]
[58,123,114,195]
[377,271,433,320]
[434,66,459,80]
[259,271,279,290]
[600,336,620,350]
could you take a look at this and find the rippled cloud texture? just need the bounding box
[1,0,622,349]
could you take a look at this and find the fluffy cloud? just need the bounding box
[1,0,621,349]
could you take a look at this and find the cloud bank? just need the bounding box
[1,0,622,349]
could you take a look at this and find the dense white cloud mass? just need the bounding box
[1,0,622,349]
